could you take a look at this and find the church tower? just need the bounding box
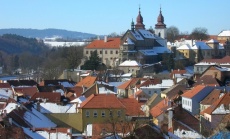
[135,7,145,30]
[155,7,167,39]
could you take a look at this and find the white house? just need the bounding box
[181,85,214,115]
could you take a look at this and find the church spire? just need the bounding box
[135,5,145,30]
[155,6,166,29]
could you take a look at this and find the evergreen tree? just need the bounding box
[197,46,204,62]
[81,50,101,70]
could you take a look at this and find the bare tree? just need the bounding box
[167,26,180,42]
[189,27,209,40]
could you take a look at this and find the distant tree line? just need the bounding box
[0,34,84,80]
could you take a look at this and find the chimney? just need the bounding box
[82,85,85,92]
[104,36,107,42]
[37,102,40,112]
[168,109,173,129]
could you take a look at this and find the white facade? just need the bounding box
[182,97,192,112]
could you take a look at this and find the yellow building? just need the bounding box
[78,94,126,131]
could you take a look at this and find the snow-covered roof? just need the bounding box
[23,128,72,139]
[24,107,57,128]
[70,96,86,103]
[123,37,134,45]
[138,29,155,39]
[130,31,144,40]
[177,44,191,50]
[59,81,75,87]
[99,87,116,94]
[206,39,219,43]
[218,30,230,36]
[121,73,132,77]
[215,66,230,71]
[177,41,211,50]
[35,103,75,113]
[152,46,171,53]
[0,88,13,99]
[119,60,142,67]
[3,103,18,114]
[139,50,158,56]
[55,89,65,96]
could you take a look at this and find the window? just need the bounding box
[116,51,118,54]
[105,50,107,54]
[101,111,105,117]
[86,110,90,117]
[148,91,151,94]
[117,110,121,117]
[86,51,88,54]
[197,67,199,71]
[100,51,102,54]
[109,110,113,117]
[93,110,97,117]
[110,51,113,54]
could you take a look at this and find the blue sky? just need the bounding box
[0,0,230,35]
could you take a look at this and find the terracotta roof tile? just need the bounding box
[181,85,206,98]
[75,76,97,88]
[173,105,200,132]
[119,98,144,116]
[150,98,171,118]
[117,78,140,89]
[0,83,11,88]
[200,89,221,105]
[30,92,61,103]
[80,94,125,109]
[136,78,161,88]
[14,87,38,98]
[85,38,120,49]
[200,55,230,64]
[201,93,230,115]
[194,75,220,86]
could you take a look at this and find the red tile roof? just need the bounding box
[201,93,230,115]
[150,98,171,118]
[200,55,230,64]
[200,89,221,105]
[80,94,125,109]
[181,85,206,98]
[136,78,161,88]
[85,38,120,49]
[194,75,220,86]
[30,92,61,103]
[117,78,140,89]
[0,83,11,88]
[14,87,38,98]
[75,76,97,88]
[171,69,186,75]
[119,98,144,116]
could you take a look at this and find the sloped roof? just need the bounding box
[173,105,200,132]
[0,83,11,88]
[80,94,125,109]
[201,93,230,115]
[194,75,220,86]
[119,60,142,67]
[30,92,61,103]
[218,30,230,36]
[150,98,171,118]
[75,76,97,88]
[119,98,144,116]
[14,87,38,98]
[181,85,206,98]
[85,38,120,49]
[7,80,38,87]
[200,89,222,105]
[117,78,140,89]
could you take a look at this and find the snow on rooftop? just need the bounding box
[0,88,13,99]
[139,50,158,56]
[25,107,57,128]
[138,29,155,39]
[130,31,144,40]
[215,66,230,71]
[123,37,134,45]
[99,87,116,94]
[119,60,142,67]
[218,30,230,36]
[70,96,86,103]
[59,81,75,87]
[206,39,219,43]
[23,127,71,139]
[36,103,75,113]
[55,89,65,96]
[3,103,18,114]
